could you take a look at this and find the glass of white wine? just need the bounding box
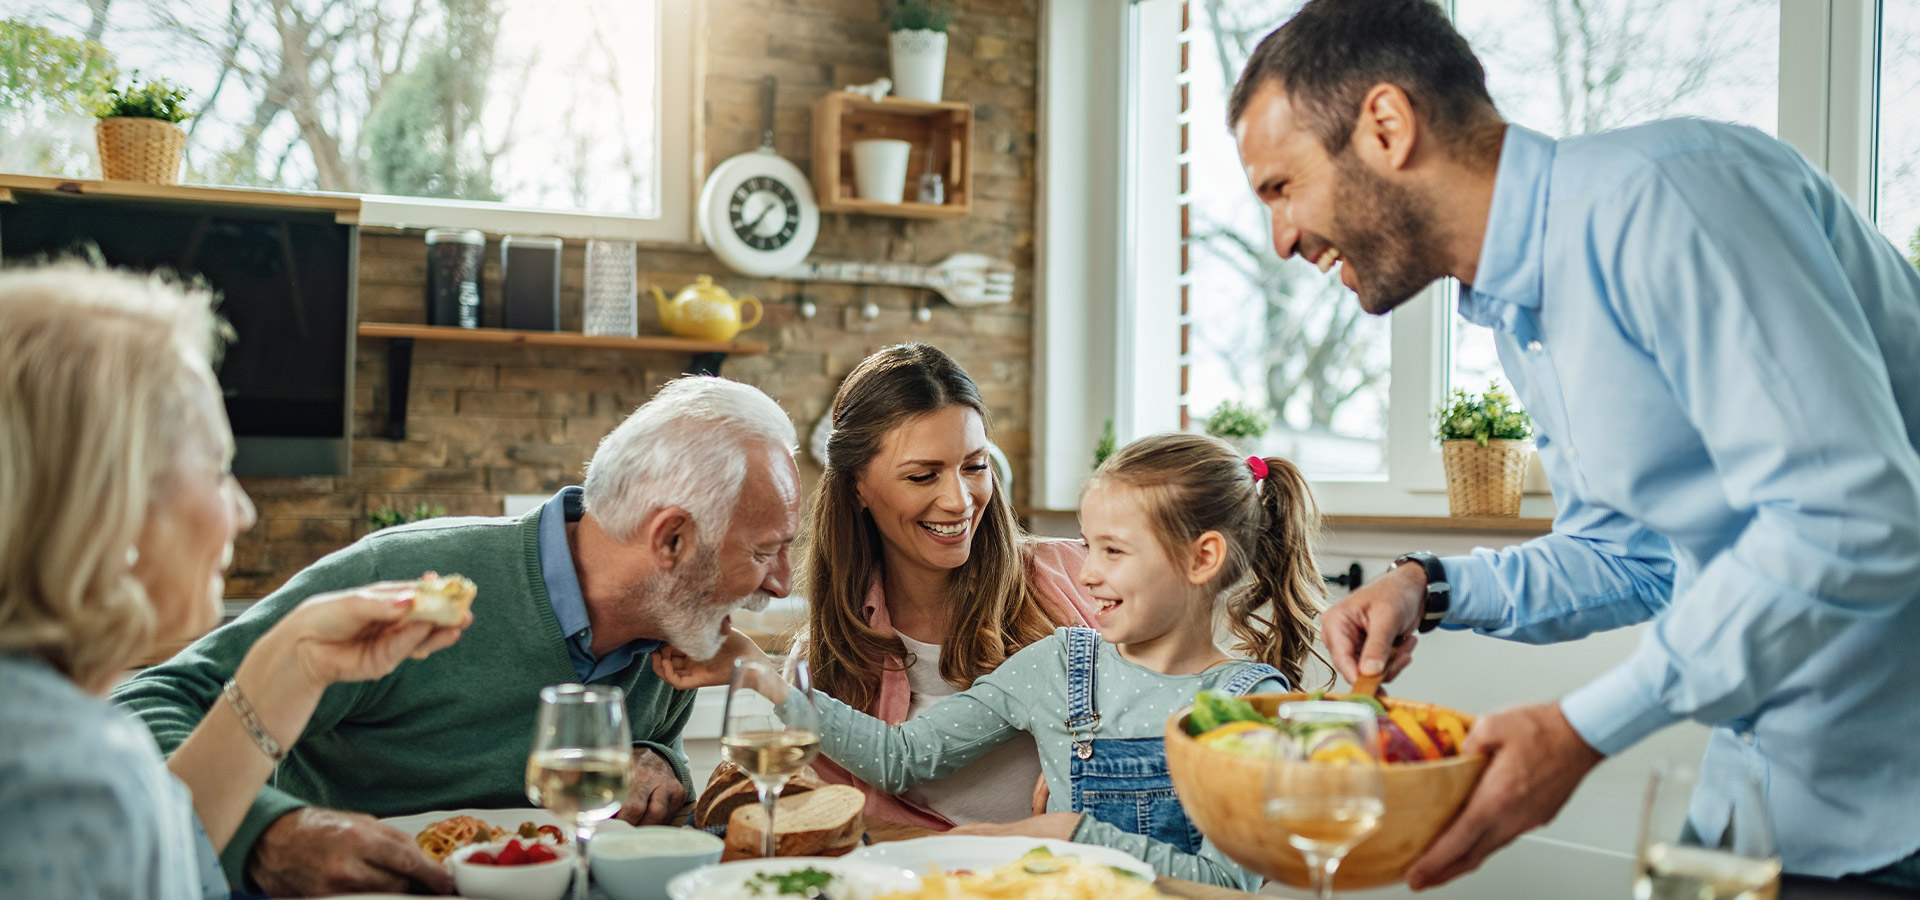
[526,684,633,900]
[1265,700,1386,900]
[1635,761,1781,900]
[719,658,821,859]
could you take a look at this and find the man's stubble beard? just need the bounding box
[637,541,771,661]
[1331,151,1449,316]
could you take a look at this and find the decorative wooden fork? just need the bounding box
[778,252,1015,307]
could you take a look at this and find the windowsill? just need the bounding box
[1324,514,1553,537]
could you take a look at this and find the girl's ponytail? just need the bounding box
[1226,456,1328,689]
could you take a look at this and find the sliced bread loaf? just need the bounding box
[694,760,827,830]
[721,784,866,861]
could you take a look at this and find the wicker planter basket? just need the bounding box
[96,117,186,184]
[1441,439,1531,517]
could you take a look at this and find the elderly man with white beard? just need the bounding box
[115,376,801,898]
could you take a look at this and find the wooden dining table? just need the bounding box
[862,821,1260,900]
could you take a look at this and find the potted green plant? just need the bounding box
[367,502,448,533]
[93,75,192,184]
[1433,382,1534,517]
[1204,400,1270,456]
[889,1,952,102]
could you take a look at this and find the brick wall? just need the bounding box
[230,0,1042,600]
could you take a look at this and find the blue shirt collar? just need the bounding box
[1459,124,1557,334]
[539,486,662,682]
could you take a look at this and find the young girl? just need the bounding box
[655,433,1326,889]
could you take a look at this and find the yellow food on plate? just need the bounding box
[407,572,477,626]
[874,847,1161,900]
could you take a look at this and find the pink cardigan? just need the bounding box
[789,538,1098,830]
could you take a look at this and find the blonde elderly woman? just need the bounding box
[0,263,469,899]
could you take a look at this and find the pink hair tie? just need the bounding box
[1246,455,1269,482]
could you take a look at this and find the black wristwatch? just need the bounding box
[1394,552,1450,633]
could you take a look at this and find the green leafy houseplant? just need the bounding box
[1434,382,1532,447]
[368,502,447,532]
[93,75,192,122]
[1204,401,1270,441]
[889,0,953,32]
[1093,418,1117,469]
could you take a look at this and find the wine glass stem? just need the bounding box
[756,783,779,859]
[1302,851,1343,900]
[572,818,597,900]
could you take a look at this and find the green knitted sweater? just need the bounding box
[111,509,697,887]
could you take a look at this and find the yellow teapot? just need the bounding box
[651,275,763,342]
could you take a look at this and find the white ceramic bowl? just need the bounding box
[665,857,920,900]
[589,827,724,900]
[449,841,575,900]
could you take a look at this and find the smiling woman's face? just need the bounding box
[132,372,257,644]
[855,404,995,582]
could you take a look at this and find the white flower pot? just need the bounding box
[852,139,913,204]
[889,29,948,102]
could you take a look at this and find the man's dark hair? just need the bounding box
[1228,0,1498,155]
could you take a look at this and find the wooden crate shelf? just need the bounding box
[812,92,972,218]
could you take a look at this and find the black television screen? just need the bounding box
[0,190,357,475]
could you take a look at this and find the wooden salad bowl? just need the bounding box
[1165,692,1486,890]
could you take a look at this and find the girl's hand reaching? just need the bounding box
[948,812,1083,841]
[651,627,771,689]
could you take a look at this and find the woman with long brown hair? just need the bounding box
[790,342,1096,829]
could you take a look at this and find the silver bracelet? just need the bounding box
[221,678,287,764]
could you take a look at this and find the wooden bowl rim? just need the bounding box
[1167,691,1484,769]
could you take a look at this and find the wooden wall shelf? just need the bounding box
[1325,515,1554,535]
[812,92,971,218]
[0,173,360,223]
[357,322,769,355]
[356,323,768,439]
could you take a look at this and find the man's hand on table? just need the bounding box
[615,746,690,826]
[1404,702,1604,890]
[948,812,1083,841]
[248,807,453,896]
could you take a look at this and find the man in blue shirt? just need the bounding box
[1229,0,1920,890]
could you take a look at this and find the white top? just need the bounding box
[894,633,1046,825]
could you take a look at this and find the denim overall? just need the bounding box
[1063,627,1280,854]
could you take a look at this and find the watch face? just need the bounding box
[728,176,801,251]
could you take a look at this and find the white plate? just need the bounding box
[380,807,636,847]
[666,857,920,900]
[846,835,1155,880]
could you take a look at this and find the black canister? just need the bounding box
[502,235,563,331]
[425,228,485,328]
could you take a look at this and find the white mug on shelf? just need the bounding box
[852,139,913,204]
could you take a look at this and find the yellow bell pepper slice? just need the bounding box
[1388,708,1443,760]
[1197,720,1276,746]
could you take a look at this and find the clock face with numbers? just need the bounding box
[698,148,820,277]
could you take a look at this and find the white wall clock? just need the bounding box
[697,77,820,277]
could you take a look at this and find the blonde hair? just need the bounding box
[802,344,1058,710]
[1089,433,1328,688]
[0,261,225,686]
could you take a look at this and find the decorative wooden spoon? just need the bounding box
[1349,671,1382,700]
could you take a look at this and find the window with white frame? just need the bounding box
[0,0,695,241]
[1159,0,1893,515]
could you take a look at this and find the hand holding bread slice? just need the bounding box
[406,572,477,626]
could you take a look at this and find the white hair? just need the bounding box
[583,376,797,543]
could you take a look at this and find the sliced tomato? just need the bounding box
[525,844,558,864]
[466,852,495,866]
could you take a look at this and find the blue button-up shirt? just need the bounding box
[539,487,661,682]
[1443,122,1920,876]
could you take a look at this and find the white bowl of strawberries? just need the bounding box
[449,838,574,900]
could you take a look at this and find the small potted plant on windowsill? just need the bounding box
[1434,382,1533,517]
[93,75,193,184]
[889,1,952,102]
[1204,400,1270,457]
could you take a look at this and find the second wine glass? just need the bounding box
[526,684,633,900]
[719,658,821,859]
[1266,700,1386,900]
